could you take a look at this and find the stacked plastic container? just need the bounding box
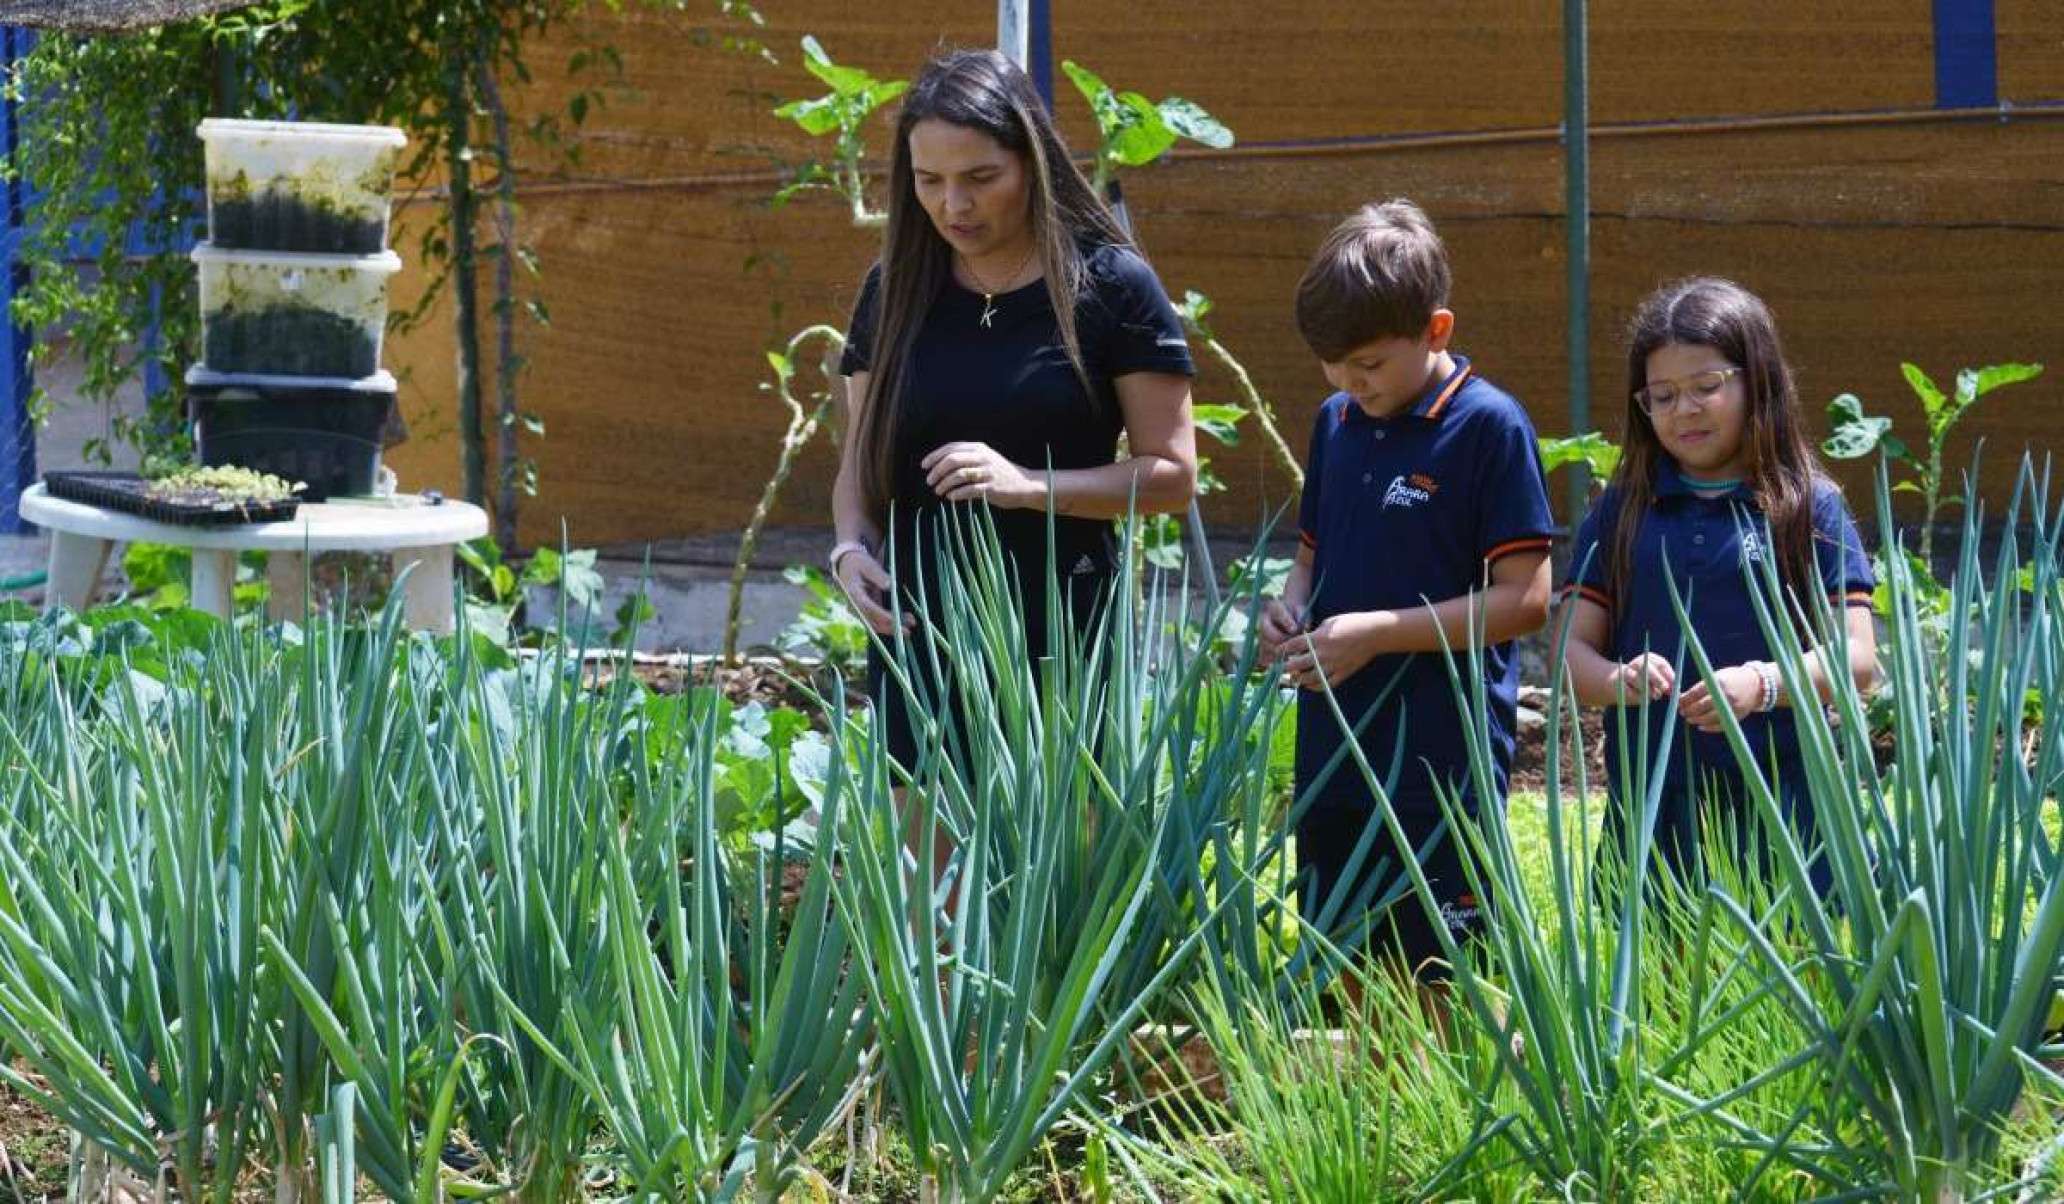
[189,119,408,500]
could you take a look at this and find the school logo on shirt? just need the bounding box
[1440,891,1481,933]
[1382,472,1439,510]
[1740,529,1766,564]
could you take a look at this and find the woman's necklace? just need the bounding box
[960,244,1038,328]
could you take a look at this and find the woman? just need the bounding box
[829,48,1198,767]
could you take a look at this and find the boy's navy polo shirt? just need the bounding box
[1564,462,1875,791]
[1293,355,1556,815]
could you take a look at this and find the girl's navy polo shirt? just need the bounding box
[1564,463,1875,790]
[1292,356,1556,814]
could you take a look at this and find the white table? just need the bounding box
[19,483,490,633]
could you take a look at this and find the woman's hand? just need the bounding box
[1609,653,1675,705]
[1678,663,1766,733]
[920,442,1039,508]
[833,545,911,636]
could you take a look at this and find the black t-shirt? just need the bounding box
[840,242,1195,604]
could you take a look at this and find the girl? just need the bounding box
[1560,277,1876,886]
[828,48,1197,769]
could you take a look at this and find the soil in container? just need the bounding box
[212,188,385,255]
[203,305,380,378]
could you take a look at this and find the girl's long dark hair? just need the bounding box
[1607,277,1827,615]
[854,48,1131,521]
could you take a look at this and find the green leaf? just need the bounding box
[1966,361,2043,399]
[1108,92,1178,166]
[1901,362,1948,423]
[1821,393,1895,460]
[1061,59,1114,115]
[1537,431,1621,479]
[560,548,605,610]
[1193,404,1247,446]
[1157,97,1233,149]
[613,592,656,633]
[798,35,871,96]
[773,95,843,137]
[862,79,909,113]
[1226,553,1293,598]
[1141,513,1185,569]
[523,546,563,587]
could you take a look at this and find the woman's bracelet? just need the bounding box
[828,539,871,576]
[1753,660,1780,712]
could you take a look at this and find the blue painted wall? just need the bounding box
[0,26,33,533]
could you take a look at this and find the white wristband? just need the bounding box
[1754,661,1780,712]
[828,539,870,576]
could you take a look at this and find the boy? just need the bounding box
[1261,199,1555,976]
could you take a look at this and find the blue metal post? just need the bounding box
[0,26,35,533]
[1027,0,1053,110]
[1932,0,1998,108]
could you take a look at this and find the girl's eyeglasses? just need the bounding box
[1634,366,1741,417]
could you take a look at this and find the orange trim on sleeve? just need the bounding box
[1298,529,1318,550]
[1562,583,1613,613]
[1835,589,1876,608]
[1484,536,1553,564]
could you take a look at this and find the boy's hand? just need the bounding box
[1608,653,1675,705]
[1258,598,1306,661]
[1282,613,1381,691]
[1679,664,1764,732]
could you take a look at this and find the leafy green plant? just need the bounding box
[454,536,603,645]
[1060,60,1233,196]
[1109,965,1522,1202]
[118,542,269,614]
[777,563,870,673]
[772,36,906,227]
[1684,458,2064,1201]
[1539,430,1622,486]
[1823,360,2043,566]
[830,507,1281,1202]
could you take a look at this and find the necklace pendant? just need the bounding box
[979,294,996,328]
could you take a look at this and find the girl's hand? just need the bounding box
[833,546,912,636]
[1678,664,1765,732]
[1611,653,1676,704]
[1257,598,1307,662]
[920,442,1038,508]
[1281,613,1378,691]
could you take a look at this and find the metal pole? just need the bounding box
[1026,0,1053,109]
[996,0,1027,68]
[1564,0,1591,523]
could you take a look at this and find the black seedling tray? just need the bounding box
[44,470,301,527]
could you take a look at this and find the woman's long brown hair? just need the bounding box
[1606,277,1828,619]
[854,48,1132,521]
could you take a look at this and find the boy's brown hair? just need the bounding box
[1294,199,1451,361]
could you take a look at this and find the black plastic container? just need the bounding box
[187,367,397,501]
[44,470,301,526]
